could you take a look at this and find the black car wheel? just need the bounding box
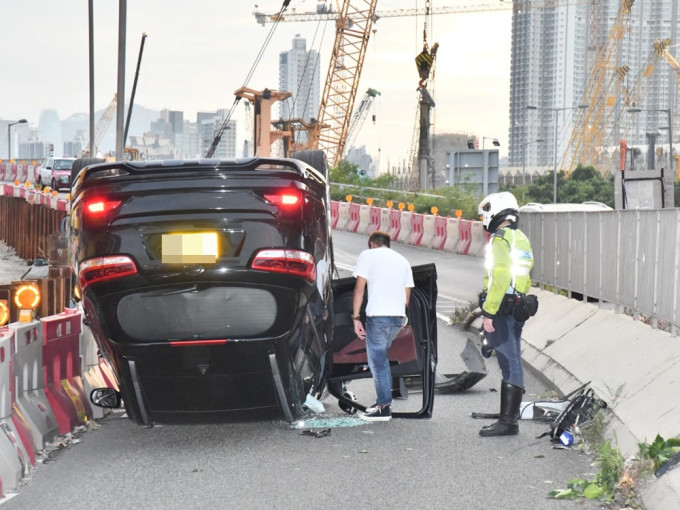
[51,178,58,190]
[292,150,329,180]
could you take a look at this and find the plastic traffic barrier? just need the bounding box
[0,329,30,490]
[408,213,424,246]
[457,220,472,255]
[443,218,460,252]
[367,206,381,235]
[468,222,489,257]
[336,201,350,231]
[420,215,436,249]
[379,208,391,235]
[330,201,339,229]
[16,165,27,184]
[432,216,448,250]
[347,203,361,233]
[9,322,58,450]
[388,209,402,241]
[0,164,6,181]
[399,211,412,242]
[357,204,371,234]
[42,309,93,434]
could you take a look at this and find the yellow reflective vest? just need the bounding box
[482,227,534,317]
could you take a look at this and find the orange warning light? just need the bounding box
[14,284,41,310]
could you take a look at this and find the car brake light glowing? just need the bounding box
[84,198,122,215]
[251,249,316,282]
[264,190,301,208]
[79,255,138,289]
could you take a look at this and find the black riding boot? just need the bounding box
[479,381,523,437]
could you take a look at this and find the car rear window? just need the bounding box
[54,159,75,170]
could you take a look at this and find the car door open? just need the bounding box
[329,263,438,418]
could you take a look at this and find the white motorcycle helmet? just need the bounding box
[478,192,519,233]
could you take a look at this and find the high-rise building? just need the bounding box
[196,110,237,159]
[279,34,320,130]
[509,0,680,175]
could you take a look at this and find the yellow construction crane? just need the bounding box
[562,0,635,175]
[311,0,379,166]
[83,94,117,156]
[253,2,512,25]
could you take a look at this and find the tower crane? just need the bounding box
[254,2,512,25]
[83,94,117,156]
[255,1,514,167]
[561,0,635,175]
[344,88,380,157]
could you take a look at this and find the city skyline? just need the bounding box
[2,1,513,170]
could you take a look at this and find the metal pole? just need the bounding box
[124,33,147,147]
[88,0,95,157]
[7,124,11,161]
[667,108,673,207]
[553,110,559,203]
[115,0,127,161]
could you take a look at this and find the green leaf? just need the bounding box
[548,488,581,499]
[583,483,607,499]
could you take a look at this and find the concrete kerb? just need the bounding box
[521,289,680,508]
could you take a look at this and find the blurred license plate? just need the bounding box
[162,232,218,264]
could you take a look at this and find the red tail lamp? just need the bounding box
[251,249,316,282]
[264,190,302,208]
[79,255,138,290]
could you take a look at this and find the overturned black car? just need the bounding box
[69,153,437,425]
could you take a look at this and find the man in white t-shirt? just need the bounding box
[352,230,414,422]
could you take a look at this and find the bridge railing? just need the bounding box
[520,208,680,337]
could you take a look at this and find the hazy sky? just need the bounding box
[2,0,512,166]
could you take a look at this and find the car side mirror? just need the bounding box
[90,388,122,408]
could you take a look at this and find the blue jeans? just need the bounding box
[365,316,404,406]
[485,312,525,387]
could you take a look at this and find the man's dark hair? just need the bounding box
[368,230,391,248]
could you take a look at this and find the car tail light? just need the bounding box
[263,190,302,209]
[82,197,122,226]
[251,249,316,282]
[79,255,138,290]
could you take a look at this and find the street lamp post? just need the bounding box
[521,138,545,185]
[7,119,27,161]
[525,104,588,203]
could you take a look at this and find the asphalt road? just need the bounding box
[2,230,600,510]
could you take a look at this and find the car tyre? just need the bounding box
[292,150,329,180]
[51,178,58,191]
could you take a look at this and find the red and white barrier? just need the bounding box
[420,215,436,249]
[330,201,339,230]
[399,211,412,243]
[367,206,381,235]
[379,208,391,234]
[357,204,371,234]
[457,220,472,255]
[468,222,489,257]
[388,209,402,242]
[336,202,350,231]
[347,203,360,233]
[10,322,58,451]
[0,329,31,490]
[42,309,93,435]
[443,218,460,252]
[408,213,424,246]
[432,216,448,250]
[16,165,27,184]
[0,164,6,181]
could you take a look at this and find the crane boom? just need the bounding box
[84,93,117,155]
[344,88,380,156]
[311,0,378,166]
[254,3,512,25]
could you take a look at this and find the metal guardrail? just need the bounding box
[520,208,680,336]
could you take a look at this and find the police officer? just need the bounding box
[477,192,534,436]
